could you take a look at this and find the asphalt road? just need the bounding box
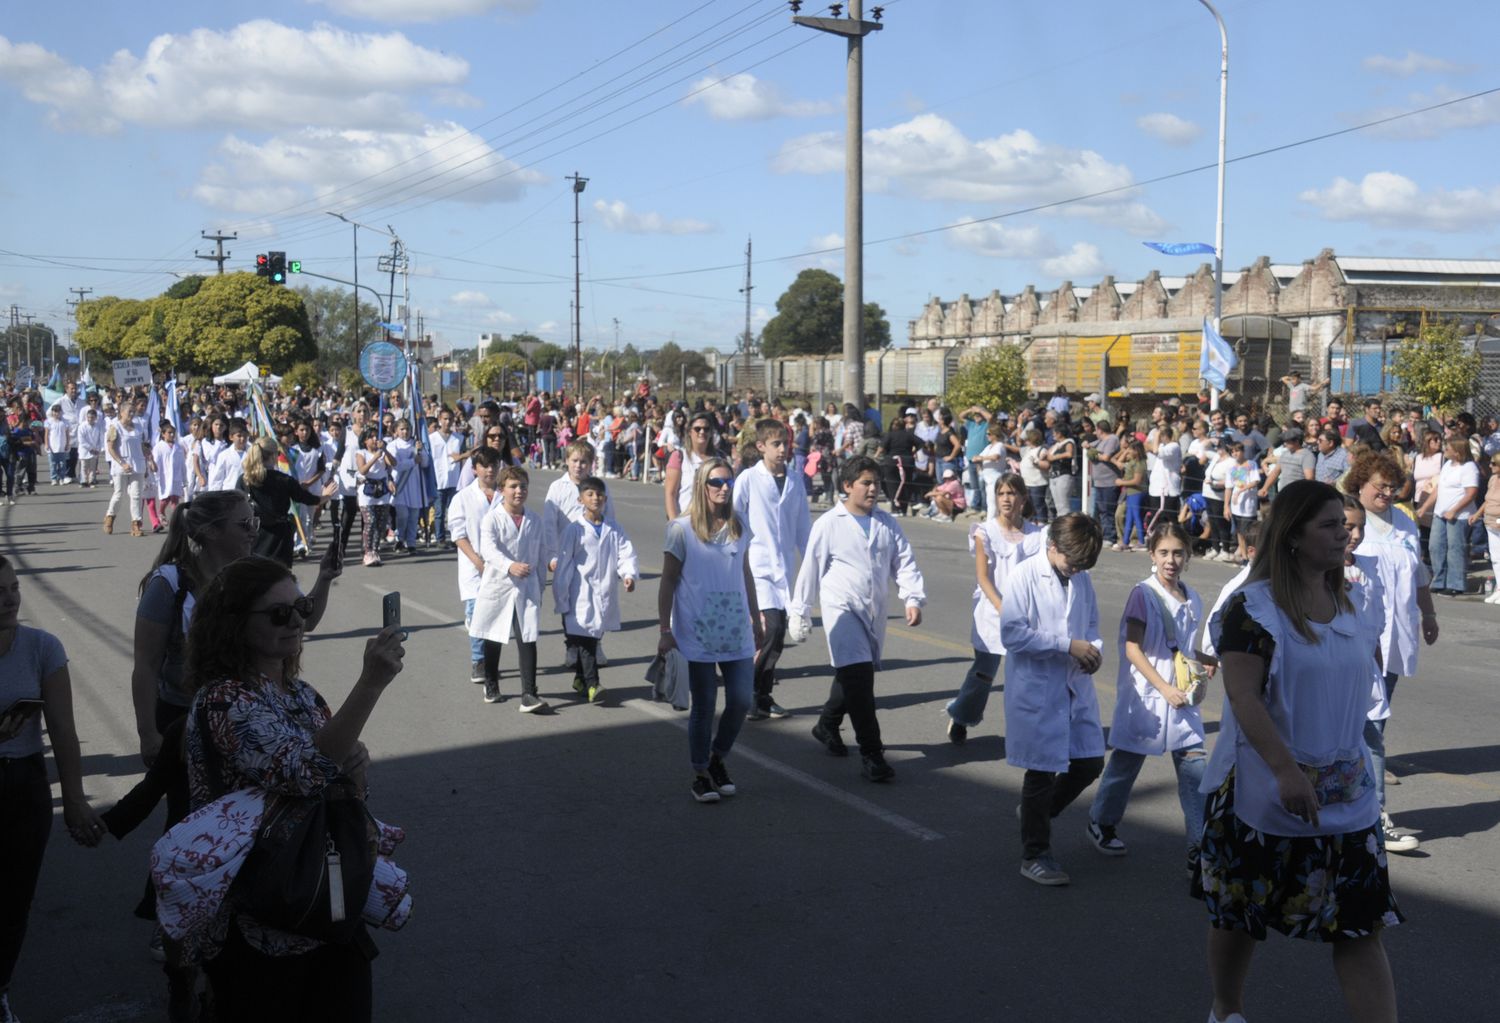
[5,470,1494,1022]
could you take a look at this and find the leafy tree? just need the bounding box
[283,361,323,392]
[532,342,569,370]
[760,269,891,357]
[945,344,1029,414]
[469,354,529,395]
[164,275,206,300]
[294,285,383,376]
[338,368,364,393]
[650,342,711,387]
[1391,321,1482,413]
[508,332,544,349]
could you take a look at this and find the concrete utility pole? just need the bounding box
[5,305,16,377]
[567,173,589,397]
[20,314,34,368]
[794,1,883,411]
[195,230,237,275]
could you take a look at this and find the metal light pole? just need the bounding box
[794,2,883,411]
[1199,0,1228,412]
[567,173,588,398]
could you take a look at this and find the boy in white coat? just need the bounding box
[449,445,504,686]
[734,419,812,719]
[1000,512,1106,887]
[553,476,638,704]
[76,407,105,487]
[469,466,547,712]
[789,456,925,783]
[543,439,616,666]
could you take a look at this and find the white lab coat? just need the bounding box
[552,517,639,638]
[76,418,106,459]
[969,519,1044,654]
[1344,555,1392,723]
[1107,577,1205,756]
[1355,508,1428,678]
[153,439,188,499]
[1000,554,1105,773]
[194,438,225,490]
[206,445,247,492]
[429,430,464,490]
[1196,565,1250,660]
[733,460,812,611]
[788,501,925,670]
[448,480,501,602]
[469,505,544,644]
[541,476,619,571]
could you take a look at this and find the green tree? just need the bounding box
[650,342,711,387]
[338,368,365,393]
[531,342,569,370]
[294,285,383,375]
[1392,321,1482,413]
[283,361,323,392]
[469,354,529,395]
[945,344,1029,414]
[164,275,206,300]
[760,269,890,357]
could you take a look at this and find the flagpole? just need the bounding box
[1200,0,1228,412]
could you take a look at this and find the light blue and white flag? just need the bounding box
[1200,317,1237,390]
[164,378,181,434]
[1145,241,1216,257]
[143,382,162,446]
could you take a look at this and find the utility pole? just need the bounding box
[793,1,884,410]
[195,230,237,275]
[5,305,16,378]
[20,314,33,369]
[739,236,754,400]
[612,317,620,353]
[67,286,93,380]
[567,173,588,397]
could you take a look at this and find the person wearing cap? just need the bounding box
[1259,426,1314,501]
[922,467,967,521]
[1083,393,1110,429]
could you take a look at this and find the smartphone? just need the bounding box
[382,592,403,638]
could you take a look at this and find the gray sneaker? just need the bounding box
[470,660,486,684]
[1020,856,1070,886]
[518,693,547,714]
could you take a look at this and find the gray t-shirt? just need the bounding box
[1089,434,1121,487]
[1287,382,1310,412]
[0,626,67,758]
[1276,447,1317,488]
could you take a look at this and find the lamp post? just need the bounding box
[1199,0,1228,412]
[794,2,884,412]
[567,173,588,398]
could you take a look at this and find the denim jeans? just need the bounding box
[1092,485,1119,544]
[946,649,1002,727]
[1121,493,1147,547]
[1428,516,1468,591]
[49,451,68,481]
[433,486,457,542]
[1026,484,1050,523]
[687,657,754,771]
[964,460,986,516]
[462,598,484,663]
[1089,744,1208,852]
[1365,672,1398,808]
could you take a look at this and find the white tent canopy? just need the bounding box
[213,361,282,385]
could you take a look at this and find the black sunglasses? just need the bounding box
[705,477,733,489]
[250,595,314,626]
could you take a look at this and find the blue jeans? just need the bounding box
[1092,485,1119,544]
[964,460,986,515]
[462,598,484,663]
[1089,743,1208,852]
[49,452,68,481]
[1026,484,1049,523]
[1428,516,1468,591]
[946,649,1002,727]
[1364,672,1398,808]
[432,486,457,542]
[687,657,754,771]
[1122,493,1147,547]
[394,505,420,548]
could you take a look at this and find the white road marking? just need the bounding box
[626,697,944,843]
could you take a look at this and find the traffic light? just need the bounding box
[255,253,270,277]
[268,251,287,285]
[289,259,302,275]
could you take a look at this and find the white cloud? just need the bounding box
[684,72,834,121]
[1136,112,1201,146]
[535,320,559,334]
[0,23,470,134]
[773,114,1162,234]
[947,220,1053,259]
[1041,243,1106,278]
[1299,171,1500,232]
[450,290,492,306]
[483,310,517,326]
[1359,85,1500,140]
[309,0,533,22]
[592,199,712,235]
[809,232,843,251]
[1362,51,1470,77]
[193,123,546,215]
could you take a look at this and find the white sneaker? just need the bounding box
[62,477,74,484]
[1485,589,1500,604]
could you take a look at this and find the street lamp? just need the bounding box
[1199,0,1228,412]
[567,173,588,398]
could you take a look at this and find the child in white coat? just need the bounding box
[543,439,616,667]
[789,456,926,783]
[1088,520,1213,864]
[1000,512,1106,887]
[553,476,638,704]
[470,466,547,711]
[76,407,105,487]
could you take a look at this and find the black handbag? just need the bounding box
[360,478,386,498]
[231,778,377,944]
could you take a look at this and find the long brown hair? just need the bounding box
[1247,479,1352,641]
[138,490,253,596]
[184,556,301,693]
[686,457,742,543]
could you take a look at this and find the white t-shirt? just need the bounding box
[1434,459,1481,518]
[1227,463,1261,518]
[1203,453,1232,503]
[1149,442,1182,496]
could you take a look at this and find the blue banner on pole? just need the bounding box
[1144,241,1216,257]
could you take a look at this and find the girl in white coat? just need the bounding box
[943,473,1043,743]
[75,407,105,487]
[789,455,926,784]
[469,466,546,710]
[387,418,429,553]
[1087,520,1212,862]
[1000,512,1106,887]
[151,422,188,526]
[553,477,637,705]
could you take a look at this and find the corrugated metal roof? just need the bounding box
[1337,256,1500,275]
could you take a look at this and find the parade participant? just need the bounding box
[354,427,396,567]
[43,403,70,485]
[290,420,324,557]
[0,555,104,1023]
[323,419,359,559]
[553,476,638,706]
[734,419,812,721]
[790,455,926,783]
[205,418,251,493]
[192,414,227,496]
[182,556,406,1021]
[1000,512,1106,887]
[76,406,105,488]
[658,459,763,803]
[104,401,151,536]
[663,410,716,520]
[428,408,465,546]
[150,421,188,532]
[387,418,429,555]
[943,473,1042,744]
[241,437,337,567]
[469,467,546,708]
[1088,520,1210,862]
[542,439,616,666]
[1197,480,1401,1023]
[449,446,504,687]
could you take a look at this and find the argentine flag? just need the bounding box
[1144,241,1216,257]
[1200,317,1237,390]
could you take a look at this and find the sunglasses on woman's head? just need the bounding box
[705,477,733,489]
[250,595,314,626]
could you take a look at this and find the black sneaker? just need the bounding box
[811,722,848,757]
[746,704,770,721]
[861,751,895,782]
[518,693,547,714]
[1086,820,1128,856]
[947,719,967,745]
[691,775,721,804]
[707,754,736,796]
[483,680,501,704]
[764,701,791,719]
[470,660,486,685]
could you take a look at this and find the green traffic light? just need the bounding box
[289,260,302,274]
[273,273,285,283]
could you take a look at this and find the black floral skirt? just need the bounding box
[1190,772,1405,942]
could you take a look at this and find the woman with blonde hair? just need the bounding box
[241,436,336,566]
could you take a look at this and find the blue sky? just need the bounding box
[2,0,1497,357]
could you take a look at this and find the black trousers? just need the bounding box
[1020,757,1104,860]
[483,610,537,695]
[204,923,372,1023]
[818,662,882,756]
[0,753,51,992]
[333,497,359,557]
[752,608,787,705]
[566,634,600,689]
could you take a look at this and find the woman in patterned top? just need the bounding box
[183,556,406,1022]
